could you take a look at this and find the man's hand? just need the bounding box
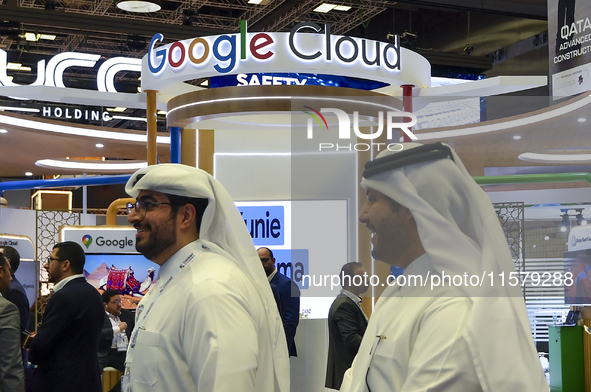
[119,322,128,332]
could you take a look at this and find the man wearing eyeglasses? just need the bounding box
[98,290,135,392]
[339,143,547,392]
[27,241,104,392]
[122,164,289,392]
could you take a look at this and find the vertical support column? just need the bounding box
[181,129,197,167]
[358,127,389,318]
[146,90,158,165]
[82,173,87,215]
[401,84,415,142]
[198,129,215,176]
[169,127,181,164]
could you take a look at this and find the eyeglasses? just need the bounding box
[46,257,65,264]
[127,200,172,218]
[110,299,122,305]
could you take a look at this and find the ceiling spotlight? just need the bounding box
[544,235,550,241]
[25,172,33,176]
[578,118,587,123]
[24,32,38,41]
[313,3,337,13]
[463,44,474,55]
[116,0,161,13]
[560,212,570,232]
[0,129,7,133]
[96,143,105,148]
[513,135,521,140]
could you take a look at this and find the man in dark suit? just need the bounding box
[0,246,30,367]
[325,262,369,390]
[98,289,135,392]
[27,241,104,392]
[257,247,300,357]
[0,252,25,392]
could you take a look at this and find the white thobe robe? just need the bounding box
[341,254,483,392]
[126,240,284,392]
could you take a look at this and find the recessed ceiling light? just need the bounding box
[111,115,147,122]
[513,135,521,140]
[96,143,105,148]
[36,159,148,171]
[334,5,351,11]
[519,152,591,163]
[25,172,33,176]
[6,63,21,71]
[0,129,7,133]
[0,113,170,143]
[578,118,587,123]
[107,107,127,112]
[116,0,161,12]
[0,106,40,113]
[24,32,38,41]
[544,235,550,240]
[313,3,337,13]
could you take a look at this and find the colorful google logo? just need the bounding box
[148,21,401,76]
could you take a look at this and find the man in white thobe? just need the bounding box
[341,142,548,392]
[122,164,289,392]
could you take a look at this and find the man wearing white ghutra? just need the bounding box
[122,164,289,392]
[341,142,547,392]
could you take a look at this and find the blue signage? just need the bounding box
[210,72,389,90]
[273,249,309,289]
[238,205,284,246]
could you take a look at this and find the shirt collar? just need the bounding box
[341,288,362,305]
[106,310,120,320]
[157,239,204,281]
[267,269,278,282]
[53,274,85,293]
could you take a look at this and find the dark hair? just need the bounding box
[257,247,274,259]
[0,245,20,273]
[341,262,364,278]
[53,241,86,274]
[167,194,209,232]
[0,253,8,271]
[102,289,120,304]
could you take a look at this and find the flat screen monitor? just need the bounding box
[564,249,591,305]
[85,253,159,309]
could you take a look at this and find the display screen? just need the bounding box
[564,249,591,305]
[85,253,159,309]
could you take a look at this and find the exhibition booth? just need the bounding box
[2,20,591,391]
